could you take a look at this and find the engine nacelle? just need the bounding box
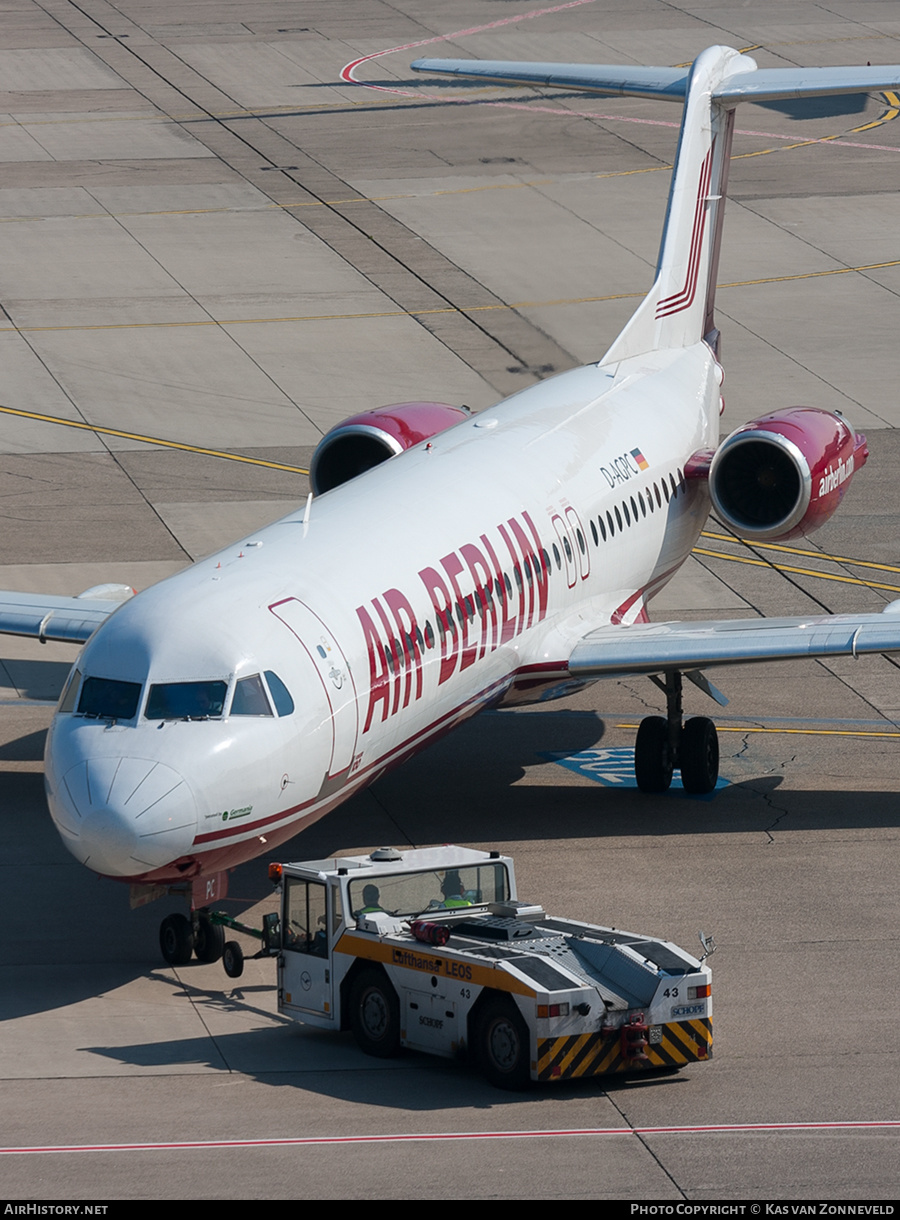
[709,407,868,541]
[309,402,471,495]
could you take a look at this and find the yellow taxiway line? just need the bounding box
[0,404,310,474]
[1,258,897,336]
[617,724,900,738]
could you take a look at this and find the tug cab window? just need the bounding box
[283,878,329,957]
[348,861,509,921]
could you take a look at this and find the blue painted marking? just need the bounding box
[541,747,729,798]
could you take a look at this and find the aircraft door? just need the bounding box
[551,514,577,588]
[564,506,590,580]
[269,598,359,783]
[280,877,334,1020]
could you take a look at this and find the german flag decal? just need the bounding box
[537,1018,712,1082]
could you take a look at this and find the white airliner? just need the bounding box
[3,46,900,962]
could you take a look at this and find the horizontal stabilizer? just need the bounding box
[411,56,900,106]
[715,64,900,103]
[411,58,689,101]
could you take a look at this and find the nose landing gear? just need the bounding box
[634,671,719,795]
[158,908,225,966]
[158,906,281,973]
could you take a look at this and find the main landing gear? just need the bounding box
[634,671,719,795]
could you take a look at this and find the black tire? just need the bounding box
[476,996,531,1090]
[634,715,673,793]
[349,969,401,1058]
[159,913,193,966]
[222,941,244,979]
[680,716,719,794]
[194,912,225,963]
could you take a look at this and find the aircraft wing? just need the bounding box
[0,589,132,644]
[568,607,900,679]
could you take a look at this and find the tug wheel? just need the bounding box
[476,996,531,1090]
[349,969,400,1058]
[223,941,244,979]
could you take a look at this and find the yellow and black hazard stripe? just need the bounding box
[537,1029,622,1080]
[647,1016,712,1069]
[537,1017,712,1082]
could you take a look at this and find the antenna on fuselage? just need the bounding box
[302,491,313,538]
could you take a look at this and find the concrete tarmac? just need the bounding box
[2,0,900,1202]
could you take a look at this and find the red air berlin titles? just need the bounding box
[356,511,550,732]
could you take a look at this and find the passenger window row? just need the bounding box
[589,468,685,545]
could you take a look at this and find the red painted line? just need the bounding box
[4,1120,899,1156]
[339,1,599,92]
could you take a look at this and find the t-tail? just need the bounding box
[412,48,900,363]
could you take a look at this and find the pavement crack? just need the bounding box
[605,1091,687,1198]
[758,771,795,841]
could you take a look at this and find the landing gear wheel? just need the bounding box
[634,715,673,793]
[349,969,400,1058]
[194,912,225,963]
[159,913,193,966]
[476,997,531,1090]
[222,941,244,979]
[680,716,719,794]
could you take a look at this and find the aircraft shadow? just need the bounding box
[755,93,869,120]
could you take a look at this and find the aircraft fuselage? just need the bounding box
[45,342,719,883]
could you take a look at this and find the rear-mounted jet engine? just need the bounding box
[309,402,471,495]
[708,406,867,542]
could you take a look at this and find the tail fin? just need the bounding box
[602,46,751,362]
[412,49,900,363]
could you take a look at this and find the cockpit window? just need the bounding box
[78,676,142,720]
[264,671,295,717]
[145,680,227,720]
[230,674,273,717]
[58,667,82,713]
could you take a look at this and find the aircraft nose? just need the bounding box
[49,755,197,877]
